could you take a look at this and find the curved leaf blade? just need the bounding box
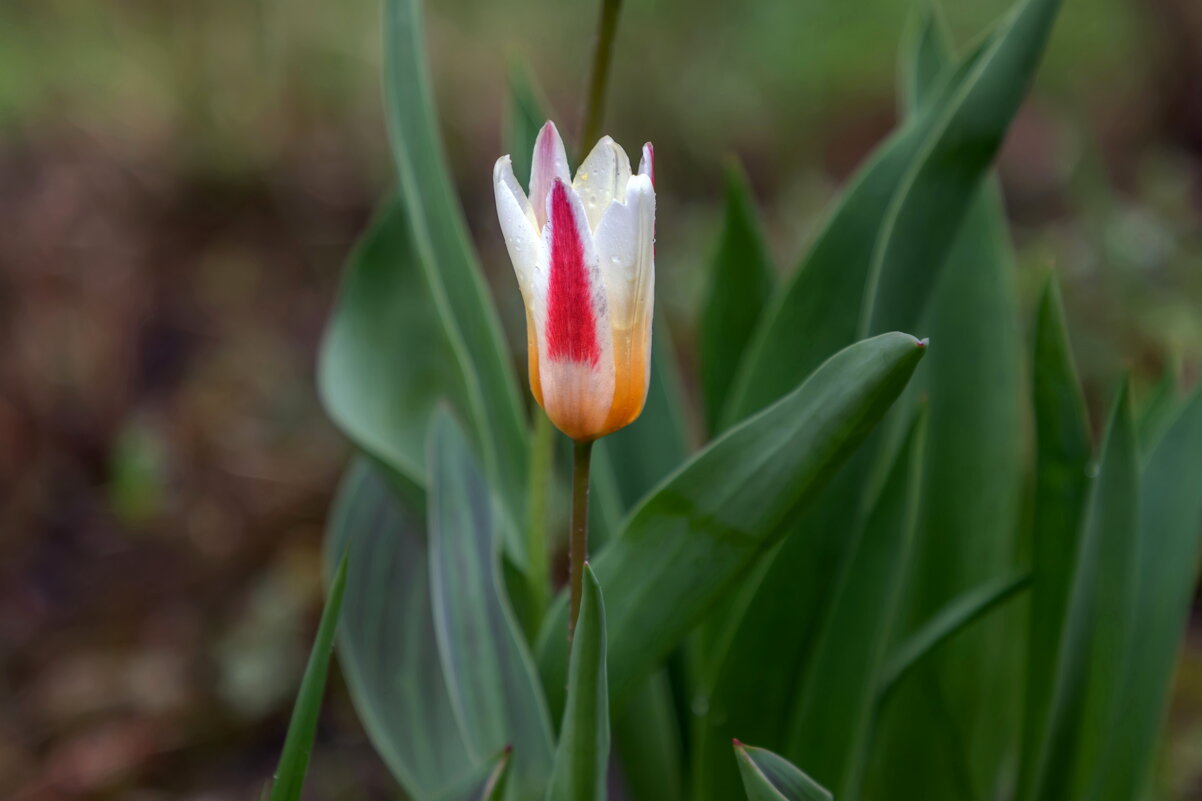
[868,10,1030,797]
[318,197,466,489]
[726,0,1060,430]
[325,459,473,800]
[382,0,529,542]
[538,333,927,716]
[269,550,349,801]
[612,670,684,801]
[1096,380,1202,800]
[428,410,554,800]
[877,572,1031,703]
[545,565,610,801]
[735,743,833,801]
[1018,275,1092,799]
[1030,382,1139,801]
[861,0,1063,336]
[700,163,776,433]
[783,410,927,796]
[435,749,513,801]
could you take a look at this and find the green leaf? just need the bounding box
[382,0,529,545]
[318,198,465,492]
[877,572,1031,703]
[435,749,513,801]
[898,3,953,114]
[269,550,349,801]
[325,459,474,801]
[1135,357,1180,457]
[1095,381,1202,800]
[538,332,927,717]
[427,410,554,801]
[690,462,867,801]
[868,9,1029,797]
[725,0,1060,429]
[612,671,684,801]
[1018,275,1092,800]
[545,565,610,801]
[1030,382,1139,801]
[700,162,776,434]
[782,410,927,797]
[861,0,1063,337]
[734,743,833,801]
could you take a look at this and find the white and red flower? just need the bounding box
[494,121,656,441]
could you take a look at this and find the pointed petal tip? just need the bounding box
[917,337,929,348]
[493,153,513,180]
[732,738,744,748]
[639,142,655,184]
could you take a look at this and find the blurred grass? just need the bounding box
[0,0,1200,797]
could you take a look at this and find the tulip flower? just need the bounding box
[494,121,656,442]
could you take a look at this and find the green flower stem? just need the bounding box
[579,0,624,152]
[568,438,595,643]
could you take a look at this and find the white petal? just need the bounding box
[638,142,654,183]
[494,155,546,307]
[528,121,570,230]
[593,173,655,330]
[573,136,633,231]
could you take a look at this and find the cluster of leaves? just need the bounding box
[269,0,1202,798]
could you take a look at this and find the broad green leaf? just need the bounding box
[898,3,952,113]
[725,0,1059,429]
[877,572,1031,703]
[867,9,1029,797]
[545,565,610,801]
[318,198,465,491]
[427,410,554,801]
[783,410,927,798]
[538,333,927,717]
[1095,381,1202,800]
[861,0,1062,336]
[1018,275,1091,800]
[734,743,833,801]
[700,163,776,433]
[325,459,473,800]
[870,181,1026,801]
[435,749,513,801]
[269,550,349,801]
[691,462,867,801]
[612,671,684,801]
[1135,357,1179,457]
[1030,382,1139,801]
[382,0,529,543]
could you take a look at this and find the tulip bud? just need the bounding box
[495,121,656,441]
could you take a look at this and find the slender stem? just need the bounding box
[524,413,554,638]
[568,438,594,643]
[579,0,624,152]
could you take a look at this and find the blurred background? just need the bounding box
[2,0,1201,797]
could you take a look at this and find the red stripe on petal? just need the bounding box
[547,181,600,365]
